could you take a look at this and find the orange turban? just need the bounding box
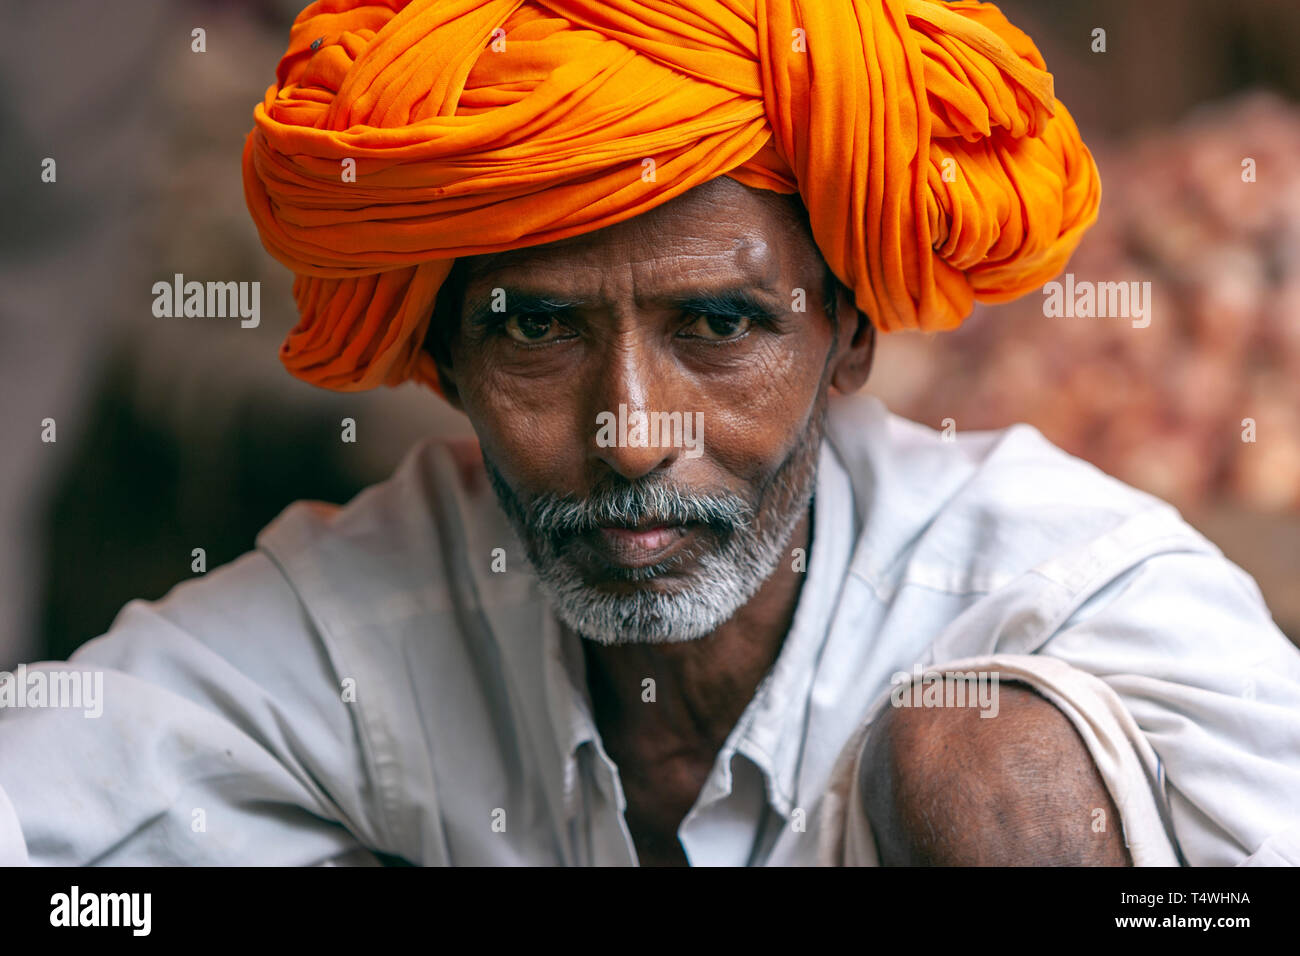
[243,0,1101,393]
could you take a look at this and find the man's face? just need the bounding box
[435,176,867,645]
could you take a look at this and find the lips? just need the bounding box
[581,523,694,569]
[601,524,677,549]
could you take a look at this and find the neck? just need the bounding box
[578,504,813,762]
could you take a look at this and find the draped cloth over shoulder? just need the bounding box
[242,0,1102,392]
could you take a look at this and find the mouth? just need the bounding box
[577,522,696,570]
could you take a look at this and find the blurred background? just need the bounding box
[1,0,1297,668]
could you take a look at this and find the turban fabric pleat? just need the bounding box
[243,0,1101,392]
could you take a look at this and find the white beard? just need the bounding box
[484,405,824,646]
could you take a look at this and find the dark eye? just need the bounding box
[503,313,567,343]
[680,312,752,341]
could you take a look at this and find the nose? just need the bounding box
[586,335,682,482]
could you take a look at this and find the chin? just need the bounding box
[549,585,735,646]
[574,621,713,647]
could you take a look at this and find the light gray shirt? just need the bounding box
[2,392,1298,865]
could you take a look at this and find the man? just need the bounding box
[2,0,1298,866]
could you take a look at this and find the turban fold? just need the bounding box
[243,0,1101,392]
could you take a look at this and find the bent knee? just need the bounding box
[858,678,1130,866]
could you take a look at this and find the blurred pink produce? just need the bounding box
[873,91,1300,514]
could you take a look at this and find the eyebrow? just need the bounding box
[462,284,786,328]
[670,287,784,323]
[463,291,583,330]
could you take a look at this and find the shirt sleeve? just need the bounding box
[1035,548,1300,866]
[0,550,393,865]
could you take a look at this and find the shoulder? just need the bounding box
[821,392,1282,662]
[77,546,331,702]
[61,434,529,863]
[82,431,528,795]
[825,391,1215,601]
[253,434,531,639]
[823,394,1300,865]
[82,435,514,671]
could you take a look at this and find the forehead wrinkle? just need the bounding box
[465,234,784,316]
[461,253,604,308]
[624,235,781,308]
[461,177,794,312]
[453,177,816,317]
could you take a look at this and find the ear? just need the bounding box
[424,263,469,411]
[432,351,466,411]
[423,318,466,411]
[829,284,876,394]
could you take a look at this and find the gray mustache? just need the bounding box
[526,482,753,539]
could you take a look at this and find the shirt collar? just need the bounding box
[727,436,856,815]
[541,610,597,817]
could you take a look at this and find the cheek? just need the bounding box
[689,328,831,482]
[453,346,588,490]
